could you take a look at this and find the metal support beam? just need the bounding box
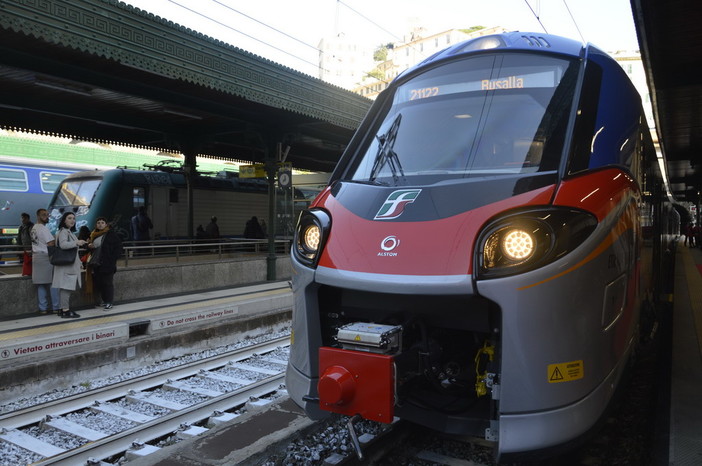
[265,141,279,281]
[181,141,200,240]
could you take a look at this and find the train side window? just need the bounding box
[40,171,68,193]
[133,187,145,207]
[0,168,29,192]
[569,48,642,175]
[567,62,602,174]
[629,126,645,184]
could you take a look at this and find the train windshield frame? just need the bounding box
[346,53,580,186]
[53,176,101,207]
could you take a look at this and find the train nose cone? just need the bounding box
[318,365,356,406]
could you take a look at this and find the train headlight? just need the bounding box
[294,209,331,267]
[302,224,321,252]
[501,229,535,261]
[478,208,597,278]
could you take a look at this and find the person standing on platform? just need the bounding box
[130,206,153,257]
[87,217,122,310]
[130,206,153,241]
[77,225,91,262]
[244,216,265,239]
[205,216,220,239]
[52,212,87,318]
[77,225,91,241]
[195,224,206,240]
[30,208,59,314]
[17,212,33,276]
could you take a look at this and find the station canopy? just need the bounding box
[0,0,372,173]
[631,0,702,203]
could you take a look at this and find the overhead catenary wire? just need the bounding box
[523,0,548,33]
[163,0,425,73]
[336,0,402,43]
[337,0,421,52]
[165,0,326,73]
[210,0,320,52]
[562,0,585,43]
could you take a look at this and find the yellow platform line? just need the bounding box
[680,247,702,358]
[0,288,290,342]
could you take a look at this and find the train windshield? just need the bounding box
[53,177,101,206]
[349,53,579,185]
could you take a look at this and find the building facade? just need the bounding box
[352,26,507,99]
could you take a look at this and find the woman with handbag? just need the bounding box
[51,212,87,318]
[87,217,122,310]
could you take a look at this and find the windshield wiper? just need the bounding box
[369,113,405,184]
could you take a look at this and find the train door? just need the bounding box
[112,185,146,241]
[148,186,175,239]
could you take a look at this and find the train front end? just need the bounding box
[286,32,651,459]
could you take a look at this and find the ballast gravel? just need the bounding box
[0,329,291,466]
[0,443,42,466]
[0,329,290,415]
[65,410,137,434]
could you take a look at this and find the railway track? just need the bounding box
[0,336,290,465]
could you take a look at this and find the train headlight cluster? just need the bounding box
[478,208,597,278]
[294,209,331,267]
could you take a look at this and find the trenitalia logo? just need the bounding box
[374,189,422,220]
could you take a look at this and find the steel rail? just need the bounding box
[0,335,290,430]
[42,373,286,465]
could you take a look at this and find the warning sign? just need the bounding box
[547,360,584,383]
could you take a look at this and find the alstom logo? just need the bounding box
[374,189,422,220]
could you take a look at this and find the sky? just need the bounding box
[120,0,640,77]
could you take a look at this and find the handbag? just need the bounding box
[88,247,101,266]
[48,233,77,266]
[22,251,32,276]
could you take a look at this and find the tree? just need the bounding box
[366,69,385,80]
[373,46,388,62]
[373,43,394,62]
[459,26,487,34]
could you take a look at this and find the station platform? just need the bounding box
[668,245,702,464]
[0,280,293,402]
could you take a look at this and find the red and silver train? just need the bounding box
[286,32,678,460]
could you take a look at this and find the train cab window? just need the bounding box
[39,171,69,194]
[346,54,579,186]
[0,168,28,192]
[54,178,101,206]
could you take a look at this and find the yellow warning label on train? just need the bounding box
[547,360,584,383]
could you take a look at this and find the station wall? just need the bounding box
[0,256,292,318]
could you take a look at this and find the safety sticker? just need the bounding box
[547,360,584,383]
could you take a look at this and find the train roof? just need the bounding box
[58,167,274,191]
[60,167,231,179]
[61,169,112,179]
[400,32,587,80]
